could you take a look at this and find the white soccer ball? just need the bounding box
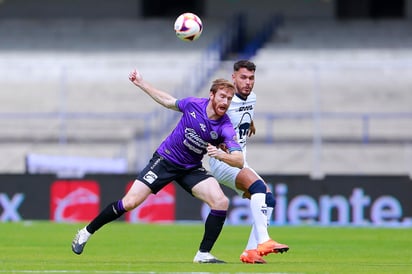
[174,12,203,42]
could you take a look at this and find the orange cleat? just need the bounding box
[257,239,289,256]
[240,249,267,264]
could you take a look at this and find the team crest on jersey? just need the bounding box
[190,112,196,118]
[210,131,218,139]
[200,123,206,132]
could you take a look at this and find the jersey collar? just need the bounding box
[235,93,247,101]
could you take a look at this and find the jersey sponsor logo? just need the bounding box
[183,127,208,154]
[143,171,158,184]
[238,105,253,111]
[190,111,196,118]
[150,156,162,169]
[185,128,207,146]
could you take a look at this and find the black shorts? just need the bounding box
[136,152,213,194]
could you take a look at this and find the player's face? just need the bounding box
[232,68,255,99]
[210,88,234,117]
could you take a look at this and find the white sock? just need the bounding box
[245,223,257,250]
[267,206,274,226]
[249,193,270,244]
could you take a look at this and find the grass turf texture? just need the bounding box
[0,221,411,274]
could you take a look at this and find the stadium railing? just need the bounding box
[2,110,410,144]
[254,111,412,144]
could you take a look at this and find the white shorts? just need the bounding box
[209,156,264,196]
[209,157,243,195]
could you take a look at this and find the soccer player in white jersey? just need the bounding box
[209,60,289,264]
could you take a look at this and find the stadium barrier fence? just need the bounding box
[0,174,411,227]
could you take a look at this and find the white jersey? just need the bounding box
[226,92,256,160]
[209,92,259,194]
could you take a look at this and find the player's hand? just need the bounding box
[248,120,256,137]
[129,69,143,85]
[207,143,222,159]
[217,143,229,153]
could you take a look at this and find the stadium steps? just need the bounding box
[203,19,412,176]
[0,18,223,172]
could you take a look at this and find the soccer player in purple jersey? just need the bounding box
[71,68,244,263]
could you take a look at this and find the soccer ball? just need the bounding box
[174,12,203,42]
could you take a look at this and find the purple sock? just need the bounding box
[116,200,126,214]
[198,209,227,252]
[210,209,227,217]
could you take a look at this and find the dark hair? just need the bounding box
[209,78,235,94]
[233,60,256,72]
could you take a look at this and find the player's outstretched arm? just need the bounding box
[129,69,178,111]
[207,144,244,168]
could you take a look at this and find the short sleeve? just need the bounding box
[221,124,242,152]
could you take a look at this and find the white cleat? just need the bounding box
[193,251,226,264]
[71,228,91,255]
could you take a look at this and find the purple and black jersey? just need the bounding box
[156,97,241,169]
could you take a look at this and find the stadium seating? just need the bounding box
[0,17,411,175]
[246,19,412,175]
[203,19,412,176]
[0,18,224,173]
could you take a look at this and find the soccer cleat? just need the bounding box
[257,239,289,256]
[193,251,226,264]
[71,228,91,255]
[240,249,267,264]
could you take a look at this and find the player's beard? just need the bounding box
[211,98,227,117]
[238,86,251,98]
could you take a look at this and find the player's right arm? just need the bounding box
[128,69,178,111]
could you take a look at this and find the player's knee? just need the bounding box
[214,195,229,210]
[248,180,266,194]
[266,192,276,208]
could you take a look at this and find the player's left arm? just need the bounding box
[248,120,256,137]
[207,144,244,168]
[207,123,244,168]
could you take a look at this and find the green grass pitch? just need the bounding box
[0,221,411,273]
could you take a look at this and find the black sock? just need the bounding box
[199,209,227,252]
[86,200,126,234]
